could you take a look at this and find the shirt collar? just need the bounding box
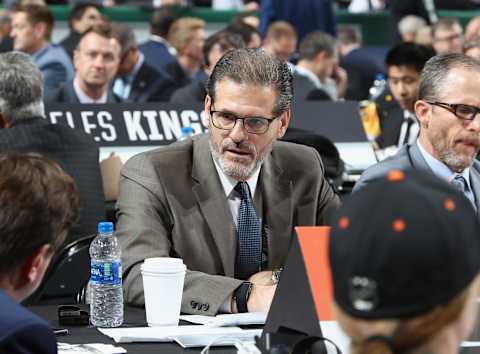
[31,43,49,60]
[73,77,108,104]
[294,65,322,89]
[212,156,261,198]
[149,35,177,56]
[416,139,472,188]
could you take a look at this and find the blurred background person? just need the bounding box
[464,35,480,59]
[170,30,245,104]
[0,9,12,53]
[432,18,464,54]
[112,22,176,102]
[47,23,121,103]
[294,31,347,101]
[398,15,427,43]
[338,25,385,101]
[225,20,262,48]
[165,17,206,89]
[59,1,102,59]
[11,4,74,96]
[139,5,178,73]
[262,21,297,63]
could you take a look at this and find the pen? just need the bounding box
[53,328,69,336]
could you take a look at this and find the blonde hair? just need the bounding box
[167,17,205,53]
[334,275,480,354]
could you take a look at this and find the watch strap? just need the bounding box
[234,281,252,313]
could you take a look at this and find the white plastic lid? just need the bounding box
[141,257,186,274]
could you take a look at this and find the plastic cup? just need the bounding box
[141,257,186,326]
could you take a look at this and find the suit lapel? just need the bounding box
[191,135,237,276]
[408,143,433,173]
[260,147,293,267]
[469,162,480,215]
[67,81,81,103]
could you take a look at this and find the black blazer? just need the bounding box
[374,90,405,149]
[125,61,177,102]
[292,70,332,102]
[169,79,206,104]
[46,80,122,104]
[0,117,105,240]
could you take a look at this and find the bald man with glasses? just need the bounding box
[116,48,340,316]
[355,53,480,214]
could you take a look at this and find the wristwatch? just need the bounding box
[271,267,283,284]
[233,281,253,313]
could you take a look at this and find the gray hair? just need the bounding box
[298,31,337,60]
[418,53,480,101]
[0,51,44,123]
[398,15,427,35]
[206,48,293,116]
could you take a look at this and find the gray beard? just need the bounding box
[209,139,271,181]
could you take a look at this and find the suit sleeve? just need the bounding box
[0,323,57,354]
[116,155,242,316]
[41,62,70,96]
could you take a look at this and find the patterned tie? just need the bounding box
[452,175,477,211]
[235,182,262,280]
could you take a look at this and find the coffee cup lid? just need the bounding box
[141,257,186,273]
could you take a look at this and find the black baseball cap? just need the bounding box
[329,169,480,319]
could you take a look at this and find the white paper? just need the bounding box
[173,329,262,348]
[462,341,480,347]
[58,343,127,354]
[180,312,267,327]
[320,321,351,354]
[98,325,243,343]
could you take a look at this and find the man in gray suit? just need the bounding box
[11,5,74,97]
[116,48,340,316]
[355,53,480,213]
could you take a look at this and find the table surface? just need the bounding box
[30,305,237,354]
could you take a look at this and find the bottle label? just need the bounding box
[90,261,122,285]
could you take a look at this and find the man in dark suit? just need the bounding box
[362,43,434,150]
[58,2,102,59]
[0,51,105,239]
[48,23,122,104]
[11,4,74,97]
[338,25,386,101]
[0,152,79,354]
[170,30,245,105]
[355,53,480,215]
[139,6,177,73]
[117,48,340,316]
[293,31,347,101]
[112,22,177,102]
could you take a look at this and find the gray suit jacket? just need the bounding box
[116,133,340,315]
[354,143,480,212]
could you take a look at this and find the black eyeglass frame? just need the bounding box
[427,101,480,121]
[208,100,280,135]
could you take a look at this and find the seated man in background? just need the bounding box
[362,43,434,152]
[170,30,245,104]
[0,152,79,353]
[112,22,177,102]
[355,53,480,216]
[0,51,105,239]
[59,1,102,59]
[165,17,206,89]
[330,170,480,354]
[293,31,347,101]
[11,4,74,96]
[432,17,464,55]
[262,21,297,63]
[48,22,121,104]
[117,48,340,316]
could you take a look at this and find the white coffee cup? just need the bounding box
[141,257,186,326]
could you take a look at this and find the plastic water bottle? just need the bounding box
[368,73,387,101]
[89,221,123,327]
[179,126,193,141]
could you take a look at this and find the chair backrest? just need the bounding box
[24,234,95,305]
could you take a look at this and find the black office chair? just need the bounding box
[24,234,95,305]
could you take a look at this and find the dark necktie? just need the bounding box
[452,175,477,211]
[401,116,415,146]
[235,182,262,280]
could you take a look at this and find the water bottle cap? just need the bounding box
[181,126,193,134]
[98,221,114,233]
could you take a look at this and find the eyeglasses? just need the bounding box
[427,101,480,121]
[209,104,279,134]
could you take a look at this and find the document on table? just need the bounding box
[462,341,480,347]
[180,312,267,326]
[58,343,127,353]
[98,325,245,343]
[173,329,263,348]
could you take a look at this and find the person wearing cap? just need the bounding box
[330,170,480,354]
[355,53,480,215]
